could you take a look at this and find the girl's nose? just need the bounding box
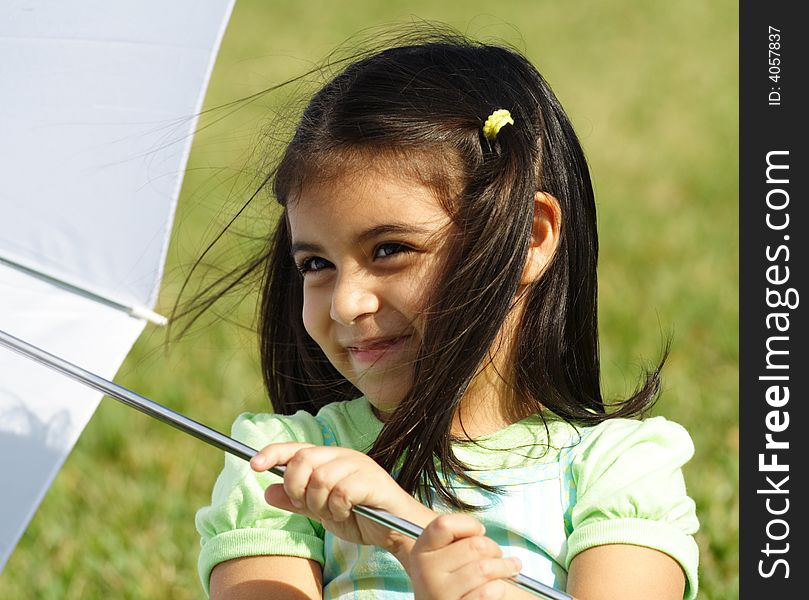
[330,273,380,325]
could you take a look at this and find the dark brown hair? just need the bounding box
[177,29,666,509]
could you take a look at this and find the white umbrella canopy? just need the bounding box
[0,0,236,572]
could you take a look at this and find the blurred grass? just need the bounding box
[0,0,737,598]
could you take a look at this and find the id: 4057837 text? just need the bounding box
[768,26,781,106]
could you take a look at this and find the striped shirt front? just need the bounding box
[196,397,699,599]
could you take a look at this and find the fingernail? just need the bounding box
[252,455,266,468]
[510,557,522,573]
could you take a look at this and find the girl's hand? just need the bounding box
[404,513,523,600]
[249,442,436,553]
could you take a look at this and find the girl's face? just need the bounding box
[287,170,453,417]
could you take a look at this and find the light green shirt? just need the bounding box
[196,397,699,598]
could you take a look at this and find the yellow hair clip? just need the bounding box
[482,108,514,141]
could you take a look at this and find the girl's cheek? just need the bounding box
[406,262,441,319]
[301,289,331,344]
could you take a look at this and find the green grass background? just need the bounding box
[0,0,738,597]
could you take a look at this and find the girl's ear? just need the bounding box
[520,192,562,285]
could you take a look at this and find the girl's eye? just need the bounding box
[297,256,332,275]
[374,243,412,259]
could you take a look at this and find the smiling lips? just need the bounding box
[346,335,411,364]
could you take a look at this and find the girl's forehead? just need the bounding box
[288,170,452,235]
[283,144,464,209]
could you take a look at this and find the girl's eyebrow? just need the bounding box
[356,223,432,243]
[289,241,323,256]
[290,223,432,256]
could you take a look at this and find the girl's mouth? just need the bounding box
[346,336,411,364]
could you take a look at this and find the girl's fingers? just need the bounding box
[281,446,347,508]
[264,483,297,512]
[458,578,510,600]
[324,467,393,522]
[251,443,328,515]
[409,516,519,600]
[451,556,522,596]
[413,513,487,554]
[249,442,316,472]
[304,458,362,521]
[411,530,505,577]
[430,533,504,573]
[251,444,368,518]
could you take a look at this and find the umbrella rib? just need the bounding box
[0,256,166,325]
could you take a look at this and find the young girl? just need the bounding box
[194,32,699,600]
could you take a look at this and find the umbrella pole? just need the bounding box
[0,328,571,600]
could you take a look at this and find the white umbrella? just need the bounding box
[0,0,236,572]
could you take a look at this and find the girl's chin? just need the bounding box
[345,366,414,418]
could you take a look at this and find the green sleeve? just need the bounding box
[194,411,327,596]
[565,417,700,600]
